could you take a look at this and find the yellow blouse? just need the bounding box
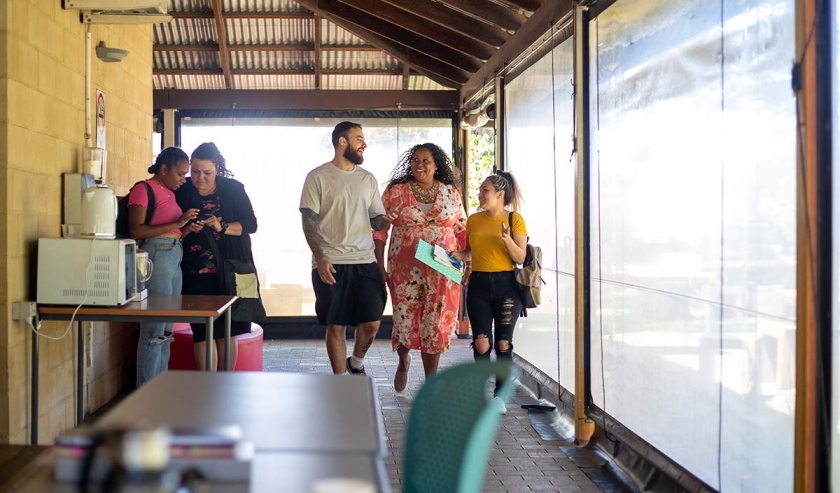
[466,211,527,272]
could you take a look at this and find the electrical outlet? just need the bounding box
[12,301,38,321]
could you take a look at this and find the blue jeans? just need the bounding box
[136,238,183,387]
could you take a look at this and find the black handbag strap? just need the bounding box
[203,227,227,285]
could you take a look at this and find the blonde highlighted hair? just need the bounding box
[485,170,523,211]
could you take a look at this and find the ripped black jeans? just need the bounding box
[466,271,523,364]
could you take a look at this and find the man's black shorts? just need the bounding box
[312,262,387,326]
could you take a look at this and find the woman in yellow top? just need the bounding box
[455,171,527,413]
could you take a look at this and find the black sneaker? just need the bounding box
[346,357,366,375]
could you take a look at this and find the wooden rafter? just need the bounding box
[154,89,458,111]
[313,0,481,72]
[379,0,509,47]
[210,0,233,89]
[461,0,574,100]
[314,14,322,89]
[494,0,544,12]
[295,0,466,86]
[335,0,495,60]
[402,64,410,90]
[153,44,379,52]
[432,0,526,31]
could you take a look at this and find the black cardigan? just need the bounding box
[175,177,258,263]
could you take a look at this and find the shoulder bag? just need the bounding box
[203,228,267,323]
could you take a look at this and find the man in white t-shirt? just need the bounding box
[299,121,398,375]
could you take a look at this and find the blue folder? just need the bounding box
[414,239,464,283]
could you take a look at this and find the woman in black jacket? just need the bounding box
[176,142,260,370]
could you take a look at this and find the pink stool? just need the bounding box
[168,322,264,371]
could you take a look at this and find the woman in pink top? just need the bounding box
[128,147,199,387]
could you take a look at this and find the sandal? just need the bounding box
[394,353,411,392]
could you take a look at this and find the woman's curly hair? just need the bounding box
[387,143,460,187]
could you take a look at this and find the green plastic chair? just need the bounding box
[403,361,517,493]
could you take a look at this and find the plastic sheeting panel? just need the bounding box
[589,0,795,491]
[506,37,576,392]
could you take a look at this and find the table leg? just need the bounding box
[205,316,214,371]
[31,322,39,444]
[77,321,84,425]
[224,309,231,371]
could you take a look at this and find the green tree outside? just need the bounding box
[467,128,495,212]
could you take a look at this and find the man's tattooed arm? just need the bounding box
[300,208,325,257]
[370,215,391,231]
[371,210,399,231]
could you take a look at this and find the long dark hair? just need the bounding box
[148,147,188,174]
[387,143,459,187]
[191,142,233,178]
[485,170,523,211]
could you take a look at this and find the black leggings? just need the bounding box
[466,271,522,362]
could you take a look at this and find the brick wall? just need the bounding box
[0,0,153,443]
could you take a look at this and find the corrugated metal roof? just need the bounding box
[323,51,400,71]
[226,18,312,45]
[322,75,403,90]
[230,51,313,70]
[155,18,218,44]
[222,0,307,13]
[154,74,226,90]
[409,75,451,91]
[155,51,220,70]
[321,19,367,46]
[156,1,467,91]
[168,0,212,12]
[234,74,315,89]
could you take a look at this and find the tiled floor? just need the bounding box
[263,338,604,493]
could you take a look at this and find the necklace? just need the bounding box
[410,180,439,204]
[152,178,171,199]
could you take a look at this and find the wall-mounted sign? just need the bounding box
[96,89,106,150]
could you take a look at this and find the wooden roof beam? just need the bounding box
[432,0,527,31]
[460,0,573,101]
[494,0,544,12]
[210,0,233,89]
[311,0,481,73]
[335,0,495,60]
[154,89,458,111]
[314,14,322,89]
[379,0,509,47]
[295,0,468,86]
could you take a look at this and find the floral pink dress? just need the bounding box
[373,182,467,354]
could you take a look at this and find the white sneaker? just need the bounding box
[494,396,507,415]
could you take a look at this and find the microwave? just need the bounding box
[37,238,137,306]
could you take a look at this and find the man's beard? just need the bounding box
[344,145,364,165]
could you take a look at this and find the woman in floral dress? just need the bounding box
[374,143,467,392]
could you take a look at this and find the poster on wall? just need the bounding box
[96,88,106,151]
